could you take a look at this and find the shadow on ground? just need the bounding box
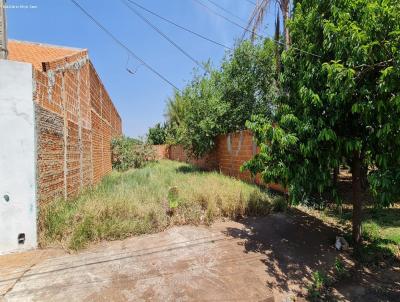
[327,206,400,265]
[224,209,400,301]
[175,165,201,174]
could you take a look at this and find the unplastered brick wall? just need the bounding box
[168,145,218,171]
[34,52,122,204]
[164,130,284,192]
[163,131,256,176]
[152,145,170,160]
[215,130,259,183]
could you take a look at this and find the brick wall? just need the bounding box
[153,145,170,160]
[162,130,284,192]
[34,52,122,204]
[168,145,218,171]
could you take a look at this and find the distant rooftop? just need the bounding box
[7,40,86,70]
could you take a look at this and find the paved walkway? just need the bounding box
[1,220,277,302]
[1,212,398,301]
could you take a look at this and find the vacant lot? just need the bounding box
[40,160,281,250]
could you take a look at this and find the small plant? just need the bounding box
[167,186,180,209]
[334,257,346,276]
[307,270,328,301]
[313,271,327,290]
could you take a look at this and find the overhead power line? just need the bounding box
[69,0,180,91]
[204,0,247,23]
[121,0,207,72]
[123,0,274,64]
[125,0,233,51]
[193,0,251,34]
[245,0,257,5]
[192,0,322,58]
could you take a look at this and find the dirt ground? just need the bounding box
[0,211,399,302]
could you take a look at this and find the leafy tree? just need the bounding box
[165,90,188,128]
[218,40,278,132]
[177,70,228,157]
[166,40,278,157]
[244,0,400,246]
[164,89,191,145]
[147,123,168,145]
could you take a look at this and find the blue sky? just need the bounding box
[7,0,276,137]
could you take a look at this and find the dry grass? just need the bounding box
[39,160,280,250]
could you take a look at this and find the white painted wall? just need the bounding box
[0,59,37,254]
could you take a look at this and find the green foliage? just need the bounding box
[147,123,168,145]
[244,0,400,209]
[334,257,345,276]
[111,136,155,171]
[272,195,288,212]
[165,90,188,128]
[167,186,180,209]
[246,190,273,215]
[165,40,278,157]
[177,69,228,157]
[218,40,278,132]
[307,271,329,300]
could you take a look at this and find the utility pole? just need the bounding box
[0,0,7,59]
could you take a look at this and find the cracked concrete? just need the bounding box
[0,221,276,302]
[1,213,397,302]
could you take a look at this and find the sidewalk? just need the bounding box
[0,221,274,301]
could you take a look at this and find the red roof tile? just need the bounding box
[8,40,85,70]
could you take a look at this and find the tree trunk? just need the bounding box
[281,1,290,50]
[360,163,369,191]
[352,152,363,246]
[274,11,281,78]
[333,166,339,188]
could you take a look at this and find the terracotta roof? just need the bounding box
[8,40,85,70]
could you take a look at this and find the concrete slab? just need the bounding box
[0,221,276,302]
[0,213,398,301]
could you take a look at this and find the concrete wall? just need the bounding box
[0,60,37,254]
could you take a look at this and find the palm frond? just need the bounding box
[243,0,271,42]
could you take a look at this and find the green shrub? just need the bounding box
[272,196,287,212]
[246,190,272,216]
[111,136,155,171]
[147,123,168,145]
